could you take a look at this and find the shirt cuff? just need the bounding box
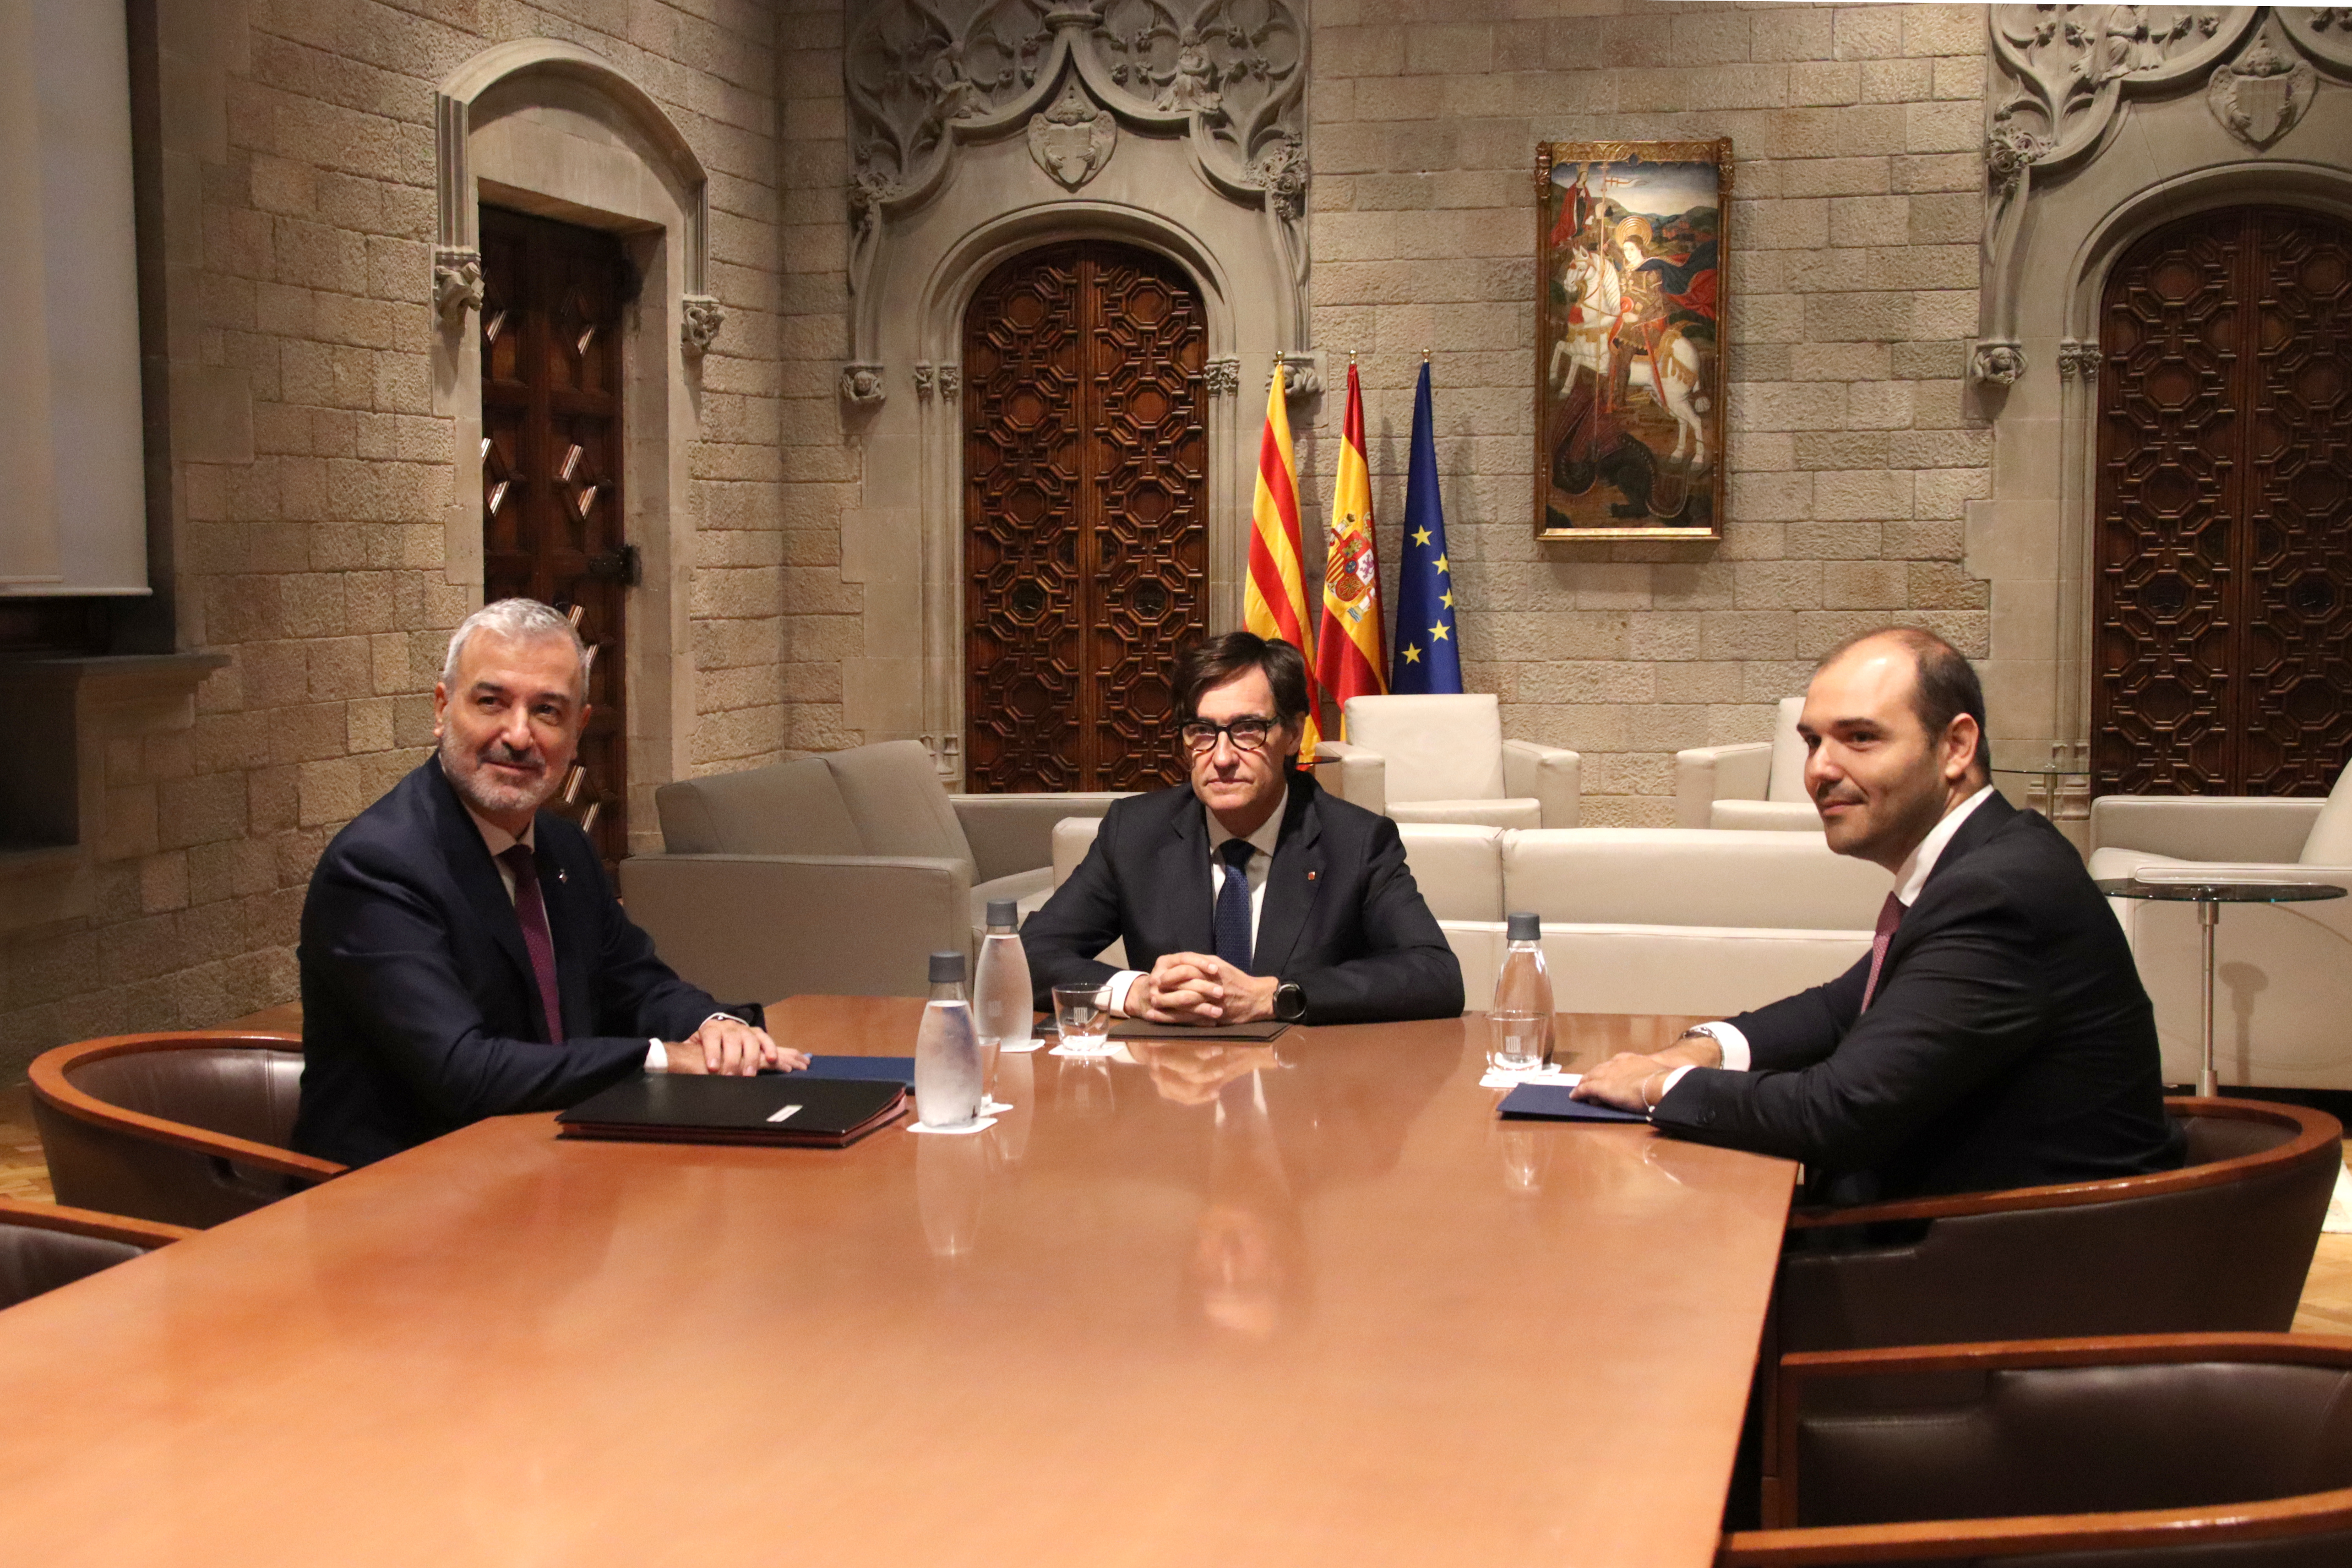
[1108,971,1145,1016]
[1690,1021,1750,1072]
[1656,1064,1696,1107]
[645,1039,666,1072]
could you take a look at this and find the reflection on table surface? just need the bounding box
[0,997,1788,1568]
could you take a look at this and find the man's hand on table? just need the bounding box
[1130,953,1279,1025]
[1569,1028,1725,1114]
[660,1017,808,1076]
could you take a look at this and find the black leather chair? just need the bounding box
[0,1196,194,1309]
[30,1032,346,1229]
[1724,1333,2352,1565]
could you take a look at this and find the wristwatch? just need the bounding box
[1272,982,1306,1022]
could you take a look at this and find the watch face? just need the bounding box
[1276,984,1304,1020]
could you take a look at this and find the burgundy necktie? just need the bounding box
[498,844,565,1043]
[1860,891,1904,1013]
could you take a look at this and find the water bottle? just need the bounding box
[914,950,982,1127]
[1488,911,1555,1072]
[971,899,1033,1105]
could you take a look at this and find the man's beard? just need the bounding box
[440,728,553,820]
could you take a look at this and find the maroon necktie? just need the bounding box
[1860,891,1904,1013]
[498,844,565,1043]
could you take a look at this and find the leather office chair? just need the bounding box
[1724,1333,2352,1565]
[30,1032,346,1229]
[1776,1098,2342,1356]
[0,1196,194,1309]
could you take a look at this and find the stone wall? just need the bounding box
[0,0,795,1069]
[1303,1,1993,823]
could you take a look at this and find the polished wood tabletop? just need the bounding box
[0,999,1793,1566]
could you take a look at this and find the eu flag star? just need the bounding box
[1412,527,1432,547]
[1429,623,1449,642]
[1440,589,1453,609]
[1433,554,1449,574]
[1402,644,1422,663]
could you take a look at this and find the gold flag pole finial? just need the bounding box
[1348,347,1357,366]
[1423,347,1431,363]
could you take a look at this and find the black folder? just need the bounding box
[558,1073,908,1148]
[1108,1019,1291,1042]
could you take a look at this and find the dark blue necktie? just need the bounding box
[1213,839,1255,973]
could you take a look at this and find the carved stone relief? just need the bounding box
[679,293,724,355]
[1028,75,1117,188]
[841,363,888,407]
[1203,355,1240,396]
[1978,7,2352,384]
[433,247,485,330]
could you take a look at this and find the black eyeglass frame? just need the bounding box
[1178,716,1283,754]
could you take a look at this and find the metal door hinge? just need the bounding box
[585,543,641,586]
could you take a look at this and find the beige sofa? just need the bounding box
[1048,818,1884,1015]
[2088,769,2352,1088]
[1315,694,1581,828]
[1673,695,1817,831]
[619,741,1125,1000]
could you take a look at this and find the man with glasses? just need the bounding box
[1021,632,1463,1026]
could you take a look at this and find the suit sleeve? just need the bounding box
[1722,952,1870,1072]
[1016,819,1128,1009]
[1652,866,2046,1171]
[309,836,654,1121]
[1288,814,1464,1025]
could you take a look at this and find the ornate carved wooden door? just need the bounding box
[479,206,634,869]
[962,241,1208,792]
[2092,206,2352,795]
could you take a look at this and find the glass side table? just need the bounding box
[2094,877,2349,1096]
[1993,743,2093,821]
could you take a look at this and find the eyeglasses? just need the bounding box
[1180,716,1278,754]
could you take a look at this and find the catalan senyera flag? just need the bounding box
[1246,356,1320,760]
[1314,361,1386,738]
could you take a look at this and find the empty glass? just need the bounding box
[1052,983,1111,1055]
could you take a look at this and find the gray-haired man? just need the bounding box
[293,598,806,1166]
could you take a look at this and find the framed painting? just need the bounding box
[1534,139,1732,540]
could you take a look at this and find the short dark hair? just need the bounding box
[1815,625,1992,775]
[1174,631,1313,728]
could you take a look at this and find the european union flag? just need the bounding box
[1390,362,1461,695]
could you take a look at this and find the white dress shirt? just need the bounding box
[1656,783,2000,1103]
[1109,784,1288,1016]
[460,802,677,1072]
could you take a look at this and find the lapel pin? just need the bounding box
[1306,870,1318,882]
[556,868,568,884]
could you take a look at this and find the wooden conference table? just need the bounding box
[0,998,1794,1566]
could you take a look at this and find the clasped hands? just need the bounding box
[658,1016,810,1076]
[1569,1027,1723,1113]
[1129,951,1280,1026]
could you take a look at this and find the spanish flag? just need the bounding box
[1246,356,1319,760]
[1314,361,1386,737]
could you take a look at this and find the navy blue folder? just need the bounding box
[785,1055,916,1085]
[1497,1082,1648,1123]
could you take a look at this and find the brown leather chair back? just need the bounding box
[0,1198,193,1310]
[30,1034,345,1230]
[1726,1336,2352,1566]
[1777,1099,2342,1355]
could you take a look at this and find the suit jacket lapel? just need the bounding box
[424,763,548,1038]
[1251,774,1322,977]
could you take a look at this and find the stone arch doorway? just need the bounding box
[2089,204,2352,796]
[961,239,1209,793]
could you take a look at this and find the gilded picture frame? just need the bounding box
[1534,139,1732,540]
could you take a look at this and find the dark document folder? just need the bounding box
[1109,1019,1291,1043]
[1497,1082,1649,1124]
[558,1074,908,1148]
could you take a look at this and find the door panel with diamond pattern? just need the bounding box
[963,241,1208,792]
[479,206,631,869]
[2093,206,2352,796]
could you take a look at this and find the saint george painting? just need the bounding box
[1534,139,1732,540]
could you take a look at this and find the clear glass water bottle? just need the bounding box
[914,950,982,1127]
[1488,911,1554,1072]
[971,899,1032,1106]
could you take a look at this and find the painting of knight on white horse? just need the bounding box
[1534,140,1731,539]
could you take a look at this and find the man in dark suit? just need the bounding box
[1574,627,2180,1202]
[1021,632,1462,1027]
[294,599,805,1167]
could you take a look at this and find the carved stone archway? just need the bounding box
[428,40,720,852]
[1967,7,2352,779]
[838,0,1313,781]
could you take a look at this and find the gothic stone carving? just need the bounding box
[1202,356,1240,396]
[2055,337,2103,379]
[2207,22,2316,148]
[1028,76,1117,188]
[914,362,935,397]
[679,293,724,355]
[1973,341,2027,388]
[434,246,484,329]
[938,364,961,401]
[840,362,888,407]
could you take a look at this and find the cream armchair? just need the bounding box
[619,741,1126,1000]
[1673,695,1816,830]
[2088,767,2352,1089]
[1315,694,1580,828]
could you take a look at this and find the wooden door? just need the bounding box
[478,206,633,868]
[962,241,1208,792]
[2092,206,2352,795]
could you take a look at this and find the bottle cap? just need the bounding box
[928,951,966,983]
[985,898,1019,929]
[1506,911,1541,943]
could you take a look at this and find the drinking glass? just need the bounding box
[1487,1009,1547,1073]
[1053,983,1111,1055]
